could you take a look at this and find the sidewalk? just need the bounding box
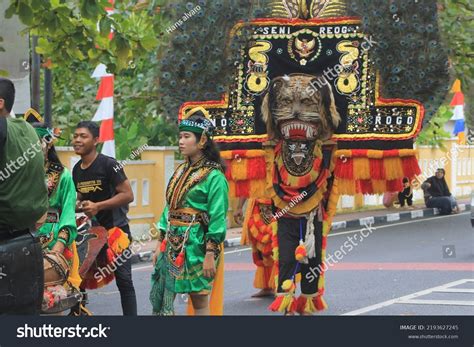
[130,198,471,263]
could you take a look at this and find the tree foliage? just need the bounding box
[415,105,453,148]
[4,0,159,72]
[2,0,176,159]
[438,0,474,127]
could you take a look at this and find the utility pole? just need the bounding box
[31,36,40,113]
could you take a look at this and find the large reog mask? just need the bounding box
[261,73,341,175]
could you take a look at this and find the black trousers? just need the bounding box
[277,216,323,295]
[113,224,137,316]
[0,230,43,315]
[426,196,453,215]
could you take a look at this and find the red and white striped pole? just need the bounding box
[91,0,115,158]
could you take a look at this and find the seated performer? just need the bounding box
[150,107,229,316]
[422,168,459,215]
[33,126,82,312]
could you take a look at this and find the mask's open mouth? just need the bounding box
[279,120,319,140]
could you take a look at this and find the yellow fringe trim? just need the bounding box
[230,159,250,181]
[334,149,418,158]
[383,157,404,180]
[108,227,130,254]
[302,294,318,313]
[229,181,236,197]
[277,293,295,313]
[253,266,267,290]
[353,157,371,180]
[317,274,325,291]
[220,150,266,160]
[250,179,266,197]
[372,180,387,193]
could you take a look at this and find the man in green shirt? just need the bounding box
[0,77,48,314]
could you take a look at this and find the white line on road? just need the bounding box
[329,212,469,238]
[342,278,474,315]
[396,299,474,306]
[434,288,474,294]
[224,247,252,255]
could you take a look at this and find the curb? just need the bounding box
[340,203,471,231]
[131,203,471,264]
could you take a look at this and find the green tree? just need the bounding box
[51,53,179,159]
[0,36,6,76]
[2,0,177,159]
[415,105,453,149]
[438,0,474,127]
[4,0,159,73]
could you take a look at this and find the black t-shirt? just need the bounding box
[73,153,129,229]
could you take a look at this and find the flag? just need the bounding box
[449,79,466,145]
[91,1,115,158]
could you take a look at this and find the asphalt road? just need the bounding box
[86,212,473,316]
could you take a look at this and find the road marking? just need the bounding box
[329,212,469,238]
[434,288,474,293]
[225,247,252,255]
[90,290,120,295]
[396,299,474,306]
[342,278,474,315]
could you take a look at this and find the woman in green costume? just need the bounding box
[150,108,229,315]
[35,127,82,300]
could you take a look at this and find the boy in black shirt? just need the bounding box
[72,121,137,315]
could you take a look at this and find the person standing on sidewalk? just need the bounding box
[150,108,229,316]
[72,121,137,315]
[0,78,48,314]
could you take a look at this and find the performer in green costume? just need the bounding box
[35,127,78,257]
[150,107,229,315]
